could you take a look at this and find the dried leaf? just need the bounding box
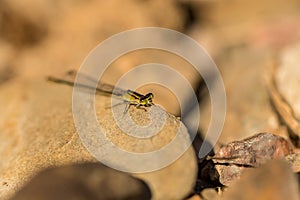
[211,132,294,185]
[213,133,293,167]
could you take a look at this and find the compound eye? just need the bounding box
[146,93,154,99]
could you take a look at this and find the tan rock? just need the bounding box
[222,159,300,200]
[199,47,282,144]
[270,42,300,144]
[201,188,221,200]
[0,77,197,200]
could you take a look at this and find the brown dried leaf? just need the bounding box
[213,132,293,167]
[285,151,300,172]
[211,132,294,185]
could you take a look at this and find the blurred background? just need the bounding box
[1,0,300,140]
[1,0,300,199]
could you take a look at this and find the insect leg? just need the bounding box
[135,104,147,111]
[123,103,132,114]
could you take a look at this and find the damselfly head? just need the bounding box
[140,92,154,107]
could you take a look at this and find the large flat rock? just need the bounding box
[0,77,197,200]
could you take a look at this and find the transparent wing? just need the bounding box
[61,70,128,97]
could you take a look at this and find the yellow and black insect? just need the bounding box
[47,71,154,112]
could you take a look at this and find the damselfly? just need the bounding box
[47,70,154,112]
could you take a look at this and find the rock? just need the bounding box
[200,188,221,200]
[187,194,203,200]
[0,1,198,199]
[188,0,300,145]
[10,163,151,200]
[0,0,202,117]
[269,42,300,145]
[187,0,300,51]
[222,159,300,200]
[0,0,188,79]
[198,46,282,144]
[0,77,197,200]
